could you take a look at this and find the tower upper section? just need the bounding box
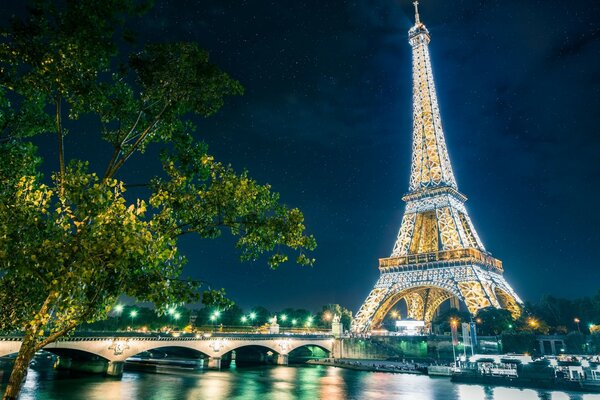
[407,1,457,193]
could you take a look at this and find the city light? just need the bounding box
[130,310,138,325]
[323,312,332,321]
[291,319,297,325]
[280,314,287,321]
[528,318,539,328]
[390,310,399,319]
[174,312,181,320]
[114,304,124,313]
[214,310,221,318]
[241,316,247,323]
[249,312,256,320]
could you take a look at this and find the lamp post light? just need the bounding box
[210,311,220,330]
[130,310,138,327]
[450,318,458,368]
[306,316,313,330]
[574,318,581,333]
[173,312,181,329]
[291,319,297,327]
[114,304,124,330]
[249,312,257,326]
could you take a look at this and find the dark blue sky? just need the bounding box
[4,0,599,312]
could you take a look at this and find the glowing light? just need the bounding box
[323,312,332,321]
[174,312,181,320]
[114,304,124,313]
[241,316,248,323]
[280,315,287,321]
[249,312,257,320]
[291,319,297,325]
[130,310,138,317]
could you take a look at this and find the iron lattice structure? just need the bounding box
[352,2,522,333]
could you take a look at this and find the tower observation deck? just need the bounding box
[351,2,522,333]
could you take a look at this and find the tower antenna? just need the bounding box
[413,1,421,24]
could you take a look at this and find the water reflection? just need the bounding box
[2,365,600,400]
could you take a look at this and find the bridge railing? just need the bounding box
[0,333,334,342]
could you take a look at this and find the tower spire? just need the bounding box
[413,1,421,24]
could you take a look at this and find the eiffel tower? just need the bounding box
[351,2,522,333]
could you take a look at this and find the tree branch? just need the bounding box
[56,97,65,196]
[105,103,169,179]
[103,110,145,181]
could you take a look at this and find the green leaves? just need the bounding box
[0,0,315,348]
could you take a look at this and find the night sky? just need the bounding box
[3,1,599,312]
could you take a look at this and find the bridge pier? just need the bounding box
[207,356,221,370]
[106,361,124,377]
[275,354,288,365]
[55,356,110,374]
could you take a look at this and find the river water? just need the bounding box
[2,364,600,400]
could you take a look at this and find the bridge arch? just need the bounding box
[127,344,209,360]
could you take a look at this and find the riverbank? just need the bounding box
[307,358,427,374]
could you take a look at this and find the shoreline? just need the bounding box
[307,358,426,375]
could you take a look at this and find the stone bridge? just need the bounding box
[0,333,334,375]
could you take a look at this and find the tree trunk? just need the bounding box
[2,330,38,400]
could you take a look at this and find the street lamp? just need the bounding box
[574,318,581,333]
[241,316,248,324]
[306,316,313,328]
[280,314,287,322]
[130,310,138,327]
[450,319,458,367]
[249,312,257,326]
[114,304,124,330]
[291,319,297,326]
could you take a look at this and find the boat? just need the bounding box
[451,354,600,393]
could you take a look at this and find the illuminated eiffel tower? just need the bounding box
[352,2,522,333]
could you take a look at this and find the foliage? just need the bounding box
[591,332,600,353]
[432,308,471,334]
[524,292,600,334]
[0,1,315,398]
[501,332,537,355]
[315,304,353,330]
[474,307,514,336]
[564,331,586,354]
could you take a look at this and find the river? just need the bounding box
[2,364,600,400]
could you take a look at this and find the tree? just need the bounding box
[564,331,586,354]
[0,2,315,398]
[501,332,537,355]
[432,308,471,334]
[475,307,514,336]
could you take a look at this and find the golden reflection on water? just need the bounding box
[318,364,347,400]
[6,365,600,400]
